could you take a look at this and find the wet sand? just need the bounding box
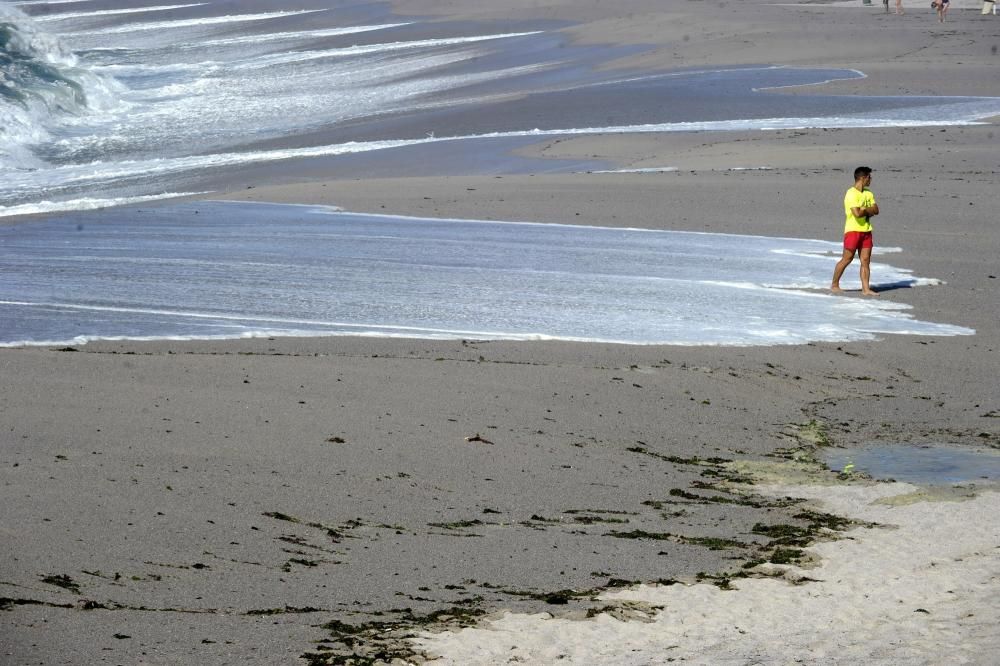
[2,1,999,663]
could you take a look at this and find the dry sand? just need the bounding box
[412,482,1000,664]
[2,1,999,664]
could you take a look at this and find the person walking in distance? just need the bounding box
[831,166,879,296]
[934,0,949,22]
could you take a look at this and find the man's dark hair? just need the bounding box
[854,166,873,180]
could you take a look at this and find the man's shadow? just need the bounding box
[871,279,918,293]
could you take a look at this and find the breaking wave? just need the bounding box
[0,4,124,169]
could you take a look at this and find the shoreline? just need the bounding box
[0,197,979,349]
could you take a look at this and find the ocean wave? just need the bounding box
[1,4,125,169]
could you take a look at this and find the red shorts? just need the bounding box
[844,231,873,250]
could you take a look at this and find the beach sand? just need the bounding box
[412,482,1000,664]
[2,1,999,664]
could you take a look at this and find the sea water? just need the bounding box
[4,1,1000,216]
[0,201,974,346]
[825,445,1000,485]
[1,1,992,346]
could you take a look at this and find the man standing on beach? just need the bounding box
[831,166,879,296]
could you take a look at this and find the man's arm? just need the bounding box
[850,201,879,219]
[851,192,878,218]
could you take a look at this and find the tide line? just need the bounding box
[0,192,209,219]
[0,300,544,341]
[0,329,598,349]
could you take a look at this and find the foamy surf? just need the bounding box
[0,202,975,347]
[5,5,1000,216]
[197,23,412,48]
[62,10,328,36]
[32,4,208,22]
[7,102,1000,220]
[0,191,208,218]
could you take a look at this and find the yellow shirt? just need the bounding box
[844,186,875,233]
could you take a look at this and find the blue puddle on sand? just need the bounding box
[824,445,1000,485]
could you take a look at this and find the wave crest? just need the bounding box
[1,5,124,169]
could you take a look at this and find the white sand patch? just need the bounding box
[411,482,1000,664]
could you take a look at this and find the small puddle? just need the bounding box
[824,444,1000,485]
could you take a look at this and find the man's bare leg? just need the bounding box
[831,248,856,293]
[859,246,878,296]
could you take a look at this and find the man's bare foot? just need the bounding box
[830,285,844,293]
[861,289,879,297]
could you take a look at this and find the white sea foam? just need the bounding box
[589,167,680,173]
[70,23,415,58]
[64,10,326,36]
[33,4,207,22]
[8,101,999,210]
[1,4,128,170]
[197,23,412,48]
[13,0,92,5]
[14,0,93,5]
[0,203,975,347]
[754,67,868,91]
[0,192,208,218]
[226,31,543,70]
